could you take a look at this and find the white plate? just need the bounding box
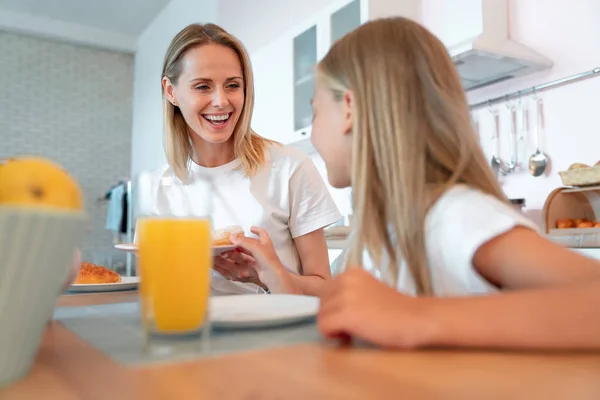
[68,276,140,293]
[114,244,237,256]
[209,294,319,328]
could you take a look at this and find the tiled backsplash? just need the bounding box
[0,32,134,265]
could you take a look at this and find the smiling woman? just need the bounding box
[146,23,342,296]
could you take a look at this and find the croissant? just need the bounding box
[212,225,245,246]
[75,262,121,284]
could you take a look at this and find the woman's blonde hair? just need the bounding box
[318,17,507,295]
[162,23,274,181]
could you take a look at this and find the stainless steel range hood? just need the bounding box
[443,0,554,91]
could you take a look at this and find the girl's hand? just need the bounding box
[317,268,432,349]
[229,227,300,294]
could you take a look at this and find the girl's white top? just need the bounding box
[359,184,541,296]
[147,144,342,294]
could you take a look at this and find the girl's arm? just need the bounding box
[318,227,600,350]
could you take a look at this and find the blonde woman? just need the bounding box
[149,23,341,296]
[247,17,600,349]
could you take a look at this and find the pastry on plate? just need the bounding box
[75,262,121,284]
[556,219,575,229]
[212,225,244,246]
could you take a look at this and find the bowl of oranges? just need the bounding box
[0,157,88,387]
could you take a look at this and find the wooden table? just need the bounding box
[2,293,600,399]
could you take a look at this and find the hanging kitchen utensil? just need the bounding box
[518,99,528,168]
[529,96,548,177]
[502,104,518,174]
[490,108,505,177]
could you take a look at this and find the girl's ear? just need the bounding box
[342,90,354,135]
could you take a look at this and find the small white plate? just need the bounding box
[209,294,319,328]
[68,276,140,293]
[114,244,237,256]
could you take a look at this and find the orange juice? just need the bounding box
[137,217,211,332]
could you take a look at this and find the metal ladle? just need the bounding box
[529,97,548,177]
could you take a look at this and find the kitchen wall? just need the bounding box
[0,32,134,263]
[130,0,218,179]
[466,0,600,226]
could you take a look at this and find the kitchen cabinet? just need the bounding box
[291,0,363,146]
[251,0,420,149]
[421,0,483,50]
[293,25,317,137]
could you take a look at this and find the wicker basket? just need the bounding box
[542,185,600,248]
[558,165,600,187]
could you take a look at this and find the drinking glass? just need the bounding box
[135,171,213,353]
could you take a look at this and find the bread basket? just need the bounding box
[542,185,600,248]
[558,163,600,187]
[0,207,87,387]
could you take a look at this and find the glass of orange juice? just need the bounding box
[135,172,213,352]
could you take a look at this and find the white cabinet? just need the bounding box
[251,0,421,148]
[420,0,483,49]
[291,0,364,146]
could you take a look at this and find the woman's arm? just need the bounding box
[228,227,332,296]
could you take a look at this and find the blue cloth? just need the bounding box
[106,185,125,232]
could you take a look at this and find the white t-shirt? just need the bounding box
[147,144,342,294]
[358,185,540,296]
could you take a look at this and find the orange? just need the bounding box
[0,157,83,210]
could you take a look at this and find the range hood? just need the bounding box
[439,0,553,91]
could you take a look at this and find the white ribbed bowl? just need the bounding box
[0,207,87,387]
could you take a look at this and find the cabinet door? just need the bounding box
[251,36,294,143]
[331,0,362,43]
[293,25,318,138]
[420,0,483,49]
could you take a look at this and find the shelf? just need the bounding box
[548,228,600,236]
[294,74,315,86]
[561,184,600,194]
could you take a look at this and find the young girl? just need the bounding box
[233,17,600,349]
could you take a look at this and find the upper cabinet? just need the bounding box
[331,0,362,45]
[251,0,422,149]
[293,25,317,136]
[291,0,363,144]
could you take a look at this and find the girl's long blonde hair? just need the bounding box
[318,17,507,295]
[162,23,274,182]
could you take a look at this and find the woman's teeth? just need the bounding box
[203,114,230,125]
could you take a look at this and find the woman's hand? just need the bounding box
[317,268,432,349]
[228,227,301,294]
[213,249,264,287]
